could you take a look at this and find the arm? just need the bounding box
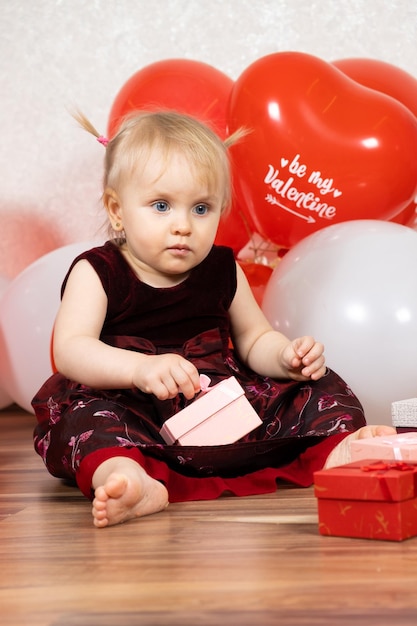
[229,262,326,381]
[52,259,200,399]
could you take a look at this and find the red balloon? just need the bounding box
[108,58,233,139]
[214,203,251,256]
[390,200,416,226]
[332,58,417,231]
[333,57,417,118]
[238,261,273,307]
[214,206,250,256]
[227,52,417,248]
[406,206,417,230]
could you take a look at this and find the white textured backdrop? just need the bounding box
[1,0,417,278]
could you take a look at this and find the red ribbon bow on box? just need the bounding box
[360,461,416,501]
[361,461,415,473]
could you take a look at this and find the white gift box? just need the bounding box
[391,398,417,427]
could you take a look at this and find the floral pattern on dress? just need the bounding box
[33,328,365,487]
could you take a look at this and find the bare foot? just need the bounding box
[324,424,397,469]
[91,456,169,528]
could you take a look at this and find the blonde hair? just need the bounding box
[73,110,246,240]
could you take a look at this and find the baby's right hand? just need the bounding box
[132,354,201,400]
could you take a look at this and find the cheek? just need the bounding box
[204,217,222,241]
[126,222,159,251]
[210,210,223,229]
[133,216,160,238]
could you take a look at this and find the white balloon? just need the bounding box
[0,241,102,413]
[262,220,417,426]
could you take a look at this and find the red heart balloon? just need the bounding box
[227,52,417,248]
[333,57,417,118]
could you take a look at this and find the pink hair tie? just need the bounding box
[97,135,109,147]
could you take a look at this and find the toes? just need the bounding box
[93,506,107,519]
[92,503,110,528]
[93,485,109,503]
[93,516,109,528]
[103,474,128,499]
[92,498,107,512]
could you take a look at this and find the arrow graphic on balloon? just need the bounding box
[265,194,316,223]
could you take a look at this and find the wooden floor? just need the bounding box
[2,407,417,626]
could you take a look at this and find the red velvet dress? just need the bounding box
[32,242,366,501]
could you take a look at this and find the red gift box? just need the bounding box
[314,460,417,541]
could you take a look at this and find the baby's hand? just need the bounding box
[133,354,201,400]
[283,336,326,381]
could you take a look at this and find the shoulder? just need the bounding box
[61,241,124,296]
[73,240,122,266]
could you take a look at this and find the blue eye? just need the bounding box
[153,201,169,213]
[193,204,209,215]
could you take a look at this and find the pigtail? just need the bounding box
[223,126,250,149]
[72,109,109,147]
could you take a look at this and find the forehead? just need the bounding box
[130,144,225,192]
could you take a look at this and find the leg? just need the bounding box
[91,456,169,528]
[324,424,397,468]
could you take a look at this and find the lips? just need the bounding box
[168,245,191,256]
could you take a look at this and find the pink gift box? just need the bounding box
[159,376,262,446]
[351,432,417,462]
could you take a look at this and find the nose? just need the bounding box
[171,210,191,235]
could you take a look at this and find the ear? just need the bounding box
[103,187,124,232]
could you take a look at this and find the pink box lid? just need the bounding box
[160,376,262,445]
[351,432,417,461]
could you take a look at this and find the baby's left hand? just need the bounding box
[283,336,326,381]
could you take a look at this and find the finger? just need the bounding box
[309,367,326,381]
[141,366,181,400]
[170,362,200,399]
[301,353,325,377]
[179,359,200,381]
[293,336,315,358]
[301,342,324,366]
[146,376,178,400]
